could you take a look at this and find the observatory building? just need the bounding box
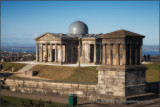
[35,21,148,103]
[35,21,144,65]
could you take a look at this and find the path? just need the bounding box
[1,89,160,107]
[17,64,35,73]
[12,61,99,67]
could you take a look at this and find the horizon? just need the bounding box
[1,1,159,46]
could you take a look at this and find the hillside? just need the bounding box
[29,65,98,84]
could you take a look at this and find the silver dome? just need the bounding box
[68,21,88,35]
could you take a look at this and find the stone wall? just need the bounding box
[96,70,125,97]
[96,65,147,97]
[125,70,146,96]
[146,82,160,97]
[2,78,96,97]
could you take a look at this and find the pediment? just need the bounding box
[35,33,60,41]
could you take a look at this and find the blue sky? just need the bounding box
[1,1,159,46]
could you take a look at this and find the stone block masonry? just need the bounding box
[3,78,96,97]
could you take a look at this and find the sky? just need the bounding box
[1,1,159,47]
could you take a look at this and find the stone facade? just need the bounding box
[35,26,144,66]
[35,34,102,64]
[88,29,152,104]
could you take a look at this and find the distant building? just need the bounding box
[35,21,144,65]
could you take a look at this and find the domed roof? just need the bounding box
[68,21,88,35]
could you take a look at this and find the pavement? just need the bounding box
[17,64,35,72]
[12,61,100,67]
[1,89,160,107]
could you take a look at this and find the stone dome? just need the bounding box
[68,21,88,35]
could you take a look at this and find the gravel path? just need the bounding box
[1,89,160,107]
[12,61,100,67]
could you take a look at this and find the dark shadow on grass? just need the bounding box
[0,72,14,78]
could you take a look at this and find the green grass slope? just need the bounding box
[2,62,26,72]
[144,63,160,82]
[29,65,98,84]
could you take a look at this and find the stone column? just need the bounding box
[82,44,85,62]
[139,44,142,64]
[116,44,120,65]
[135,44,137,65]
[39,43,42,62]
[60,43,63,63]
[36,43,39,62]
[65,44,68,63]
[50,43,52,62]
[100,44,102,63]
[123,44,126,65]
[108,44,112,65]
[45,43,48,62]
[129,44,132,65]
[88,44,90,63]
[102,44,106,64]
[40,43,43,62]
[55,44,57,62]
[71,45,74,63]
[94,44,96,63]
[78,41,80,62]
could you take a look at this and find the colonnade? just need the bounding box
[102,43,142,65]
[82,44,102,63]
[36,42,142,65]
[36,43,64,63]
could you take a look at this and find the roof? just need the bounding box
[34,32,102,40]
[68,21,88,35]
[35,29,145,41]
[100,29,145,38]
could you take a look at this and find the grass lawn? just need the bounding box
[1,95,69,107]
[29,65,98,84]
[143,62,160,82]
[2,62,26,72]
[3,62,159,83]
[29,63,159,83]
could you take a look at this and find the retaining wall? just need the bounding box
[2,78,96,97]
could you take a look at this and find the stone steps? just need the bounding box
[126,93,157,104]
[17,64,35,73]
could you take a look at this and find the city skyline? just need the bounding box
[1,1,159,47]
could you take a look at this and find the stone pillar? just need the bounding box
[94,44,96,63]
[45,43,48,62]
[88,44,90,63]
[40,43,43,62]
[100,44,102,64]
[108,44,112,65]
[82,44,85,62]
[135,44,137,65]
[60,43,63,63]
[65,44,68,63]
[71,45,74,63]
[139,44,142,64]
[132,44,135,65]
[78,41,80,62]
[55,44,57,62]
[123,44,126,65]
[102,44,106,64]
[36,43,39,62]
[129,44,132,65]
[50,43,52,62]
[116,44,120,65]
